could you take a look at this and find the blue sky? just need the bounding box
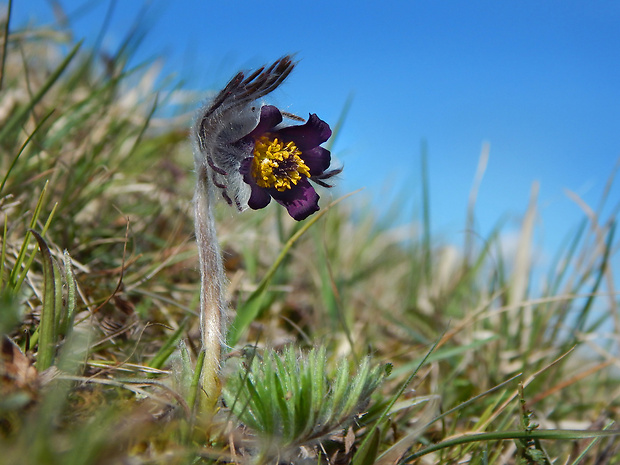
[13,1,620,259]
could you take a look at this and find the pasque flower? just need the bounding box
[193,56,339,222]
[190,56,340,416]
[237,105,339,221]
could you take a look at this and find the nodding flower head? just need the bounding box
[192,56,341,221]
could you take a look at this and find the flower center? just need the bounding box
[251,135,311,191]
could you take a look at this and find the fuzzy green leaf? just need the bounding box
[31,231,57,372]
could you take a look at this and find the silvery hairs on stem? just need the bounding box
[189,56,296,398]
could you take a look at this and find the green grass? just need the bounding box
[1,7,619,465]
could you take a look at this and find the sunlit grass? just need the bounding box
[1,5,619,464]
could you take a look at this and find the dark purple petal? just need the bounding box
[276,114,332,151]
[248,185,272,210]
[240,158,271,210]
[299,146,331,176]
[270,178,320,221]
[246,105,283,139]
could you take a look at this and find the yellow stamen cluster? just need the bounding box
[251,136,310,191]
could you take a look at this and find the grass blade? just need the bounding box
[0,0,12,91]
[227,190,360,346]
[0,41,82,143]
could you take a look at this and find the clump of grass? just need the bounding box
[1,4,619,465]
[1,6,200,462]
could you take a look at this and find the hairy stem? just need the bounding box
[193,165,227,414]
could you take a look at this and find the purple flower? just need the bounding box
[237,105,340,221]
[192,56,340,220]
